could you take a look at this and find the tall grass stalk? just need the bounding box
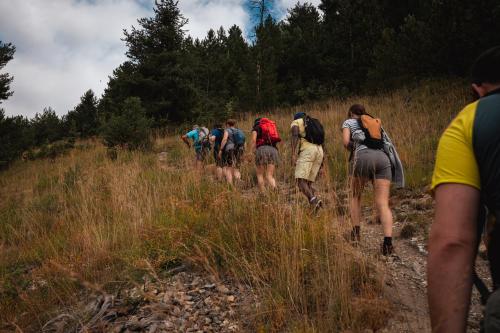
[0,82,468,331]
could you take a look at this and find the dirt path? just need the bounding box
[38,174,492,333]
[359,190,491,333]
[362,216,431,332]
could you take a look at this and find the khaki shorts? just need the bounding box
[295,145,324,182]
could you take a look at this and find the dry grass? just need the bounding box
[0,81,468,332]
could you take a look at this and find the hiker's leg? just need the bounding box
[265,164,277,189]
[256,165,266,191]
[307,180,315,196]
[374,178,393,237]
[297,178,314,201]
[350,176,365,227]
[195,150,203,170]
[233,151,242,181]
[224,167,233,185]
[233,168,241,181]
[216,167,223,181]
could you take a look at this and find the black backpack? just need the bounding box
[304,116,325,145]
[475,208,500,304]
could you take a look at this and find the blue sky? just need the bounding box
[0,0,320,118]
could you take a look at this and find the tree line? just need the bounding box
[1,0,499,167]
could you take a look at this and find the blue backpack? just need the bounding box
[228,128,245,148]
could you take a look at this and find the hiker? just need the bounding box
[342,104,404,255]
[181,125,210,169]
[428,46,500,333]
[209,124,225,181]
[251,117,281,191]
[290,112,325,210]
[218,119,245,185]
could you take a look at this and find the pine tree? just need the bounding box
[254,15,283,110]
[0,41,15,103]
[31,108,64,145]
[100,97,152,150]
[281,3,324,103]
[66,90,99,138]
[319,0,383,92]
[102,0,198,124]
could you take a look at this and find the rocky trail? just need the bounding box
[360,190,492,333]
[42,268,257,333]
[40,183,493,333]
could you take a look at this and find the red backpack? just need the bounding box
[256,118,281,147]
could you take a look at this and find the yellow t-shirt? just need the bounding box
[431,102,481,190]
[290,118,317,151]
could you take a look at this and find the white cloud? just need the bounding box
[179,0,249,40]
[276,0,322,17]
[0,0,152,118]
[0,0,315,118]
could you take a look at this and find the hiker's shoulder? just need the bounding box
[432,101,480,191]
[342,118,358,129]
[291,118,303,128]
[186,129,197,137]
[455,101,478,125]
[443,101,479,141]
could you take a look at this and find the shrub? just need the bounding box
[100,97,152,150]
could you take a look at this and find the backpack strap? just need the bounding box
[225,128,236,149]
[474,203,492,305]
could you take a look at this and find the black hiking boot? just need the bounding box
[381,243,394,256]
[350,226,361,243]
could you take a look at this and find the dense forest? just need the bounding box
[1,0,500,166]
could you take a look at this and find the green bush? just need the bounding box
[26,140,75,161]
[100,97,152,150]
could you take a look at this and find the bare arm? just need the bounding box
[291,125,300,158]
[428,183,480,333]
[251,131,257,153]
[342,128,352,150]
[181,134,190,148]
[218,130,229,157]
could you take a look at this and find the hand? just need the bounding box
[218,150,222,159]
[319,165,326,177]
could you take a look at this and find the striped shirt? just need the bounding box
[342,118,368,152]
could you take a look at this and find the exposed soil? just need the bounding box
[359,189,492,333]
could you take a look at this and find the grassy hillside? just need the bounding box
[0,81,469,332]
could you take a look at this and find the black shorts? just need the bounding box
[214,149,223,167]
[222,148,243,167]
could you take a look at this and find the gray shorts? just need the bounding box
[351,149,392,181]
[255,145,279,166]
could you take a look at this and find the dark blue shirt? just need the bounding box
[211,128,224,150]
